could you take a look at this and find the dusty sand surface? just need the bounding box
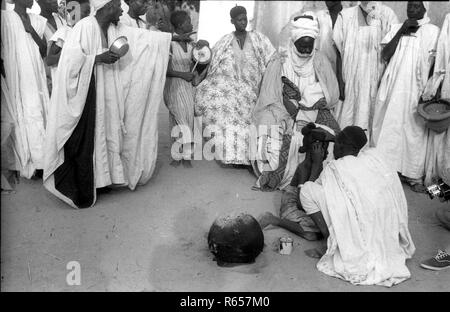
[1,107,449,292]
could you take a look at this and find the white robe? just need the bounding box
[423,14,450,185]
[303,148,415,287]
[372,23,440,181]
[43,16,171,208]
[316,9,337,73]
[1,10,50,178]
[332,5,398,132]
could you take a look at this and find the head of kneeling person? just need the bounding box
[333,126,367,160]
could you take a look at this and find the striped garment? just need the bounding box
[164,42,195,145]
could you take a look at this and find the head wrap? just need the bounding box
[283,11,319,78]
[290,12,319,42]
[90,0,112,13]
[417,1,430,26]
[230,5,246,19]
[339,126,367,150]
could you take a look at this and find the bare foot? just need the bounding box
[305,244,327,258]
[182,159,193,168]
[170,160,181,167]
[258,212,279,229]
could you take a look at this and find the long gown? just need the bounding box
[195,31,275,165]
[372,22,440,181]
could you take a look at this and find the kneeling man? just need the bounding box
[260,126,415,287]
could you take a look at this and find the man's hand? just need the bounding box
[95,51,120,65]
[313,97,327,110]
[180,71,194,82]
[400,19,419,35]
[311,142,326,165]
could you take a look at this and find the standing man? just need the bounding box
[316,1,343,73]
[195,5,275,167]
[1,0,50,179]
[372,1,439,192]
[43,0,171,208]
[332,1,398,132]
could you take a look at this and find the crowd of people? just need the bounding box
[1,0,449,286]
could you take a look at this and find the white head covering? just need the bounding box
[289,11,320,43]
[285,12,319,78]
[417,1,430,26]
[90,0,113,13]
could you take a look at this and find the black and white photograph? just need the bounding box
[0,0,449,297]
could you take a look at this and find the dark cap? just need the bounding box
[230,5,247,19]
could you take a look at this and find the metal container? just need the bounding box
[279,236,293,255]
[109,36,129,57]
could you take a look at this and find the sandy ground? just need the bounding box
[1,107,449,292]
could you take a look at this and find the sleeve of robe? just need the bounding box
[423,15,450,99]
[332,12,345,56]
[417,25,440,95]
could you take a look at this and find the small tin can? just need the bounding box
[279,236,293,255]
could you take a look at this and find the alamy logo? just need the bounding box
[66,261,81,286]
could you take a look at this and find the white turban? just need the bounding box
[289,12,319,43]
[90,0,113,13]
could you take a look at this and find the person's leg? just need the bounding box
[300,182,330,257]
[258,212,321,241]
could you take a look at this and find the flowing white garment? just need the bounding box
[43,16,171,208]
[333,5,398,132]
[316,9,337,73]
[1,11,50,178]
[372,23,440,180]
[314,149,415,287]
[423,14,450,185]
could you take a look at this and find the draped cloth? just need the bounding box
[194,31,275,165]
[251,50,340,190]
[43,16,171,208]
[300,148,415,287]
[332,4,398,134]
[1,10,50,178]
[423,13,450,185]
[371,19,440,181]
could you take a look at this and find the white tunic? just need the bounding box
[372,23,440,180]
[1,11,50,178]
[332,5,398,132]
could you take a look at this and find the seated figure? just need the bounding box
[252,12,340,192]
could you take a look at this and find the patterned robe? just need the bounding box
[195,31,275,165]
